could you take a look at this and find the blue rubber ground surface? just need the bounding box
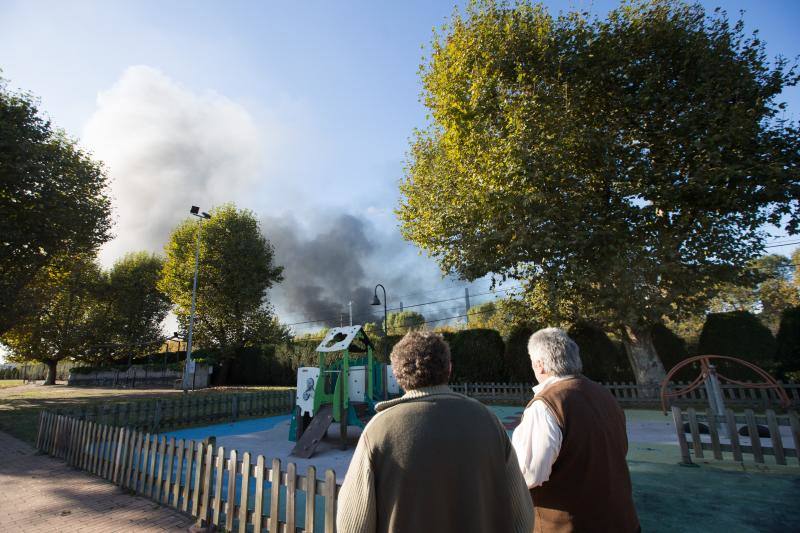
[163,415,291,441]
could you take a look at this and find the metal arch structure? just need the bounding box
[659,355,791,414]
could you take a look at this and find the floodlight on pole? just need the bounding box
[183,205,211,392]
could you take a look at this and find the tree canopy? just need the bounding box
[158,204,286,379]
[0,77,112,335]
[385,311,426,334]
[398,0,799,384]
[1,255,102,384]
[93,252,171,362]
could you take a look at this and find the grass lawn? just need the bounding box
[0,382,292,445]
[0,380,24,389]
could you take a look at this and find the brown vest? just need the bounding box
[529,377,639,533]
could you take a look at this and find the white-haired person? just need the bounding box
[511,327,639,533]
[337,330,533,533]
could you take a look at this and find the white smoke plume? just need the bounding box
[80,66,473,330]
[83,65,264,266]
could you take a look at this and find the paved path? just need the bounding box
[0,430,195,532]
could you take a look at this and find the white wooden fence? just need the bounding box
[37,410,340,532]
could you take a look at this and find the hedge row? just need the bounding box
[224,325,635,386]
[222,306,800,386]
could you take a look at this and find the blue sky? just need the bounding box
[1,0,798,330]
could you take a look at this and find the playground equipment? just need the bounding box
[662,355,796,466]
[660,355,791,415]
[289,325,401,458]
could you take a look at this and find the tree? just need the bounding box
[711,254,799,331]
[398,0,800,385]
[159,204,285,382]
[385,311,426,335]
[1,255,102,384]
[466,298,533,337]
[96,252,171,363]
[0,77,112,335]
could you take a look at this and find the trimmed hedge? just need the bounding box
[227,346,297,386]
[443,328,506,382]
[697,311,777,379]
[652,323,694,381]
[504,324,536,382]
[568,322,633,383]
[775,306,800,380]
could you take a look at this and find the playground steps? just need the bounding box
[291,404,334,459]
[348,401,376,428]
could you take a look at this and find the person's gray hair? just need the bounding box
[527,327,583,376]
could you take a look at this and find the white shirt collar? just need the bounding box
[532,375,574,395]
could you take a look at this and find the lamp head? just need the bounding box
[371,294,381,306]
[190,206,200,215]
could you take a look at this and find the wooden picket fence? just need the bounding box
[53,389,296,433]
[451,381,800,408]
[37,410,340,532]
[671,406,800,466]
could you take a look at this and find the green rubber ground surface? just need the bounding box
[492,406,800,531]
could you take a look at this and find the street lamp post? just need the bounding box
[371,284,388,336]
[372,284,389,400]
[371,282,388,349]
[183,206,211,392]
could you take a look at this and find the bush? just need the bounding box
[372,334,403,363]
[697,311,778,379]
[775,306,800,380]
[226,346,296,386]
[652,323,694,381]
[442,328,506,382]
[504,324,536,382]
[568,322,633,383]
[0,366,20,379]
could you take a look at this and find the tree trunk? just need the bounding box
[620,324,666,388]
[43,360,58,385]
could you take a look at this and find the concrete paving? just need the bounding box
[0,430,195,532]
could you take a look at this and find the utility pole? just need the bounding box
[399,301,403,313]
[464,287,471,323]
[349,301,353,326]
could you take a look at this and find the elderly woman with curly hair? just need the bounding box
[337,330,533,533]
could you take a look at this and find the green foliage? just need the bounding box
[467,298,531,338]
[697,311,778,379]
[398,0,800,384]
[372,334,403,364]
[568,322,634,382]
[91,252,170,361]
[1,255,103,383]
[710,254,800,331]
[443,328,506,382]
[775,306,800,380]
[363,322,382,339]
[504,324,536,382]
[651,322,693,381]
[0,77,112,335]
[159,204,286,359]
[226,346,297,386]
[385,311,425,335]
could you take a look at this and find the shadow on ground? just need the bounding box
[631,460,800,532]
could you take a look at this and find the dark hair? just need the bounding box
[390,331,451,390]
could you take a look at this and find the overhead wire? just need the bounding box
[284,238,797,330]
[284,284,524,328]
